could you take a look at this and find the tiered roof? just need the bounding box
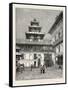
[25,19,45,40]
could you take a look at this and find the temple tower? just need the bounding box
[25,19,45,42]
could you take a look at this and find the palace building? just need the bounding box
[16,19,54,67]
[48,12,63,65]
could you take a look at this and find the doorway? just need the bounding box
[34,61,36,67]
[38,58,41,67]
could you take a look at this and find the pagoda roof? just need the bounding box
[16,39,52,46]
[29,26,41,28]
[29,26,41,31]
[25,32,45,39]
[25,32,45,35]
[30,19,41,27]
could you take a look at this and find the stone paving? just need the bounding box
[16,66,63,80]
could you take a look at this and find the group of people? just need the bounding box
[16,62,25,73]
[16,57,47,74]
[31,64,47,74]
[40,65,46,74]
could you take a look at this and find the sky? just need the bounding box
[16,8,61,42]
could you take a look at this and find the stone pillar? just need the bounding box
[36,60,38,67]
[40,53,44,66]
[52,52,55,64]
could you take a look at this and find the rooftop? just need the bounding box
[16,39,52,46]
[25,32,45,35]
[48,12,63,34]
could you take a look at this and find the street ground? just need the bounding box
[16,65,63,80]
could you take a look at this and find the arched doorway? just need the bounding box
[44,53,53,67]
